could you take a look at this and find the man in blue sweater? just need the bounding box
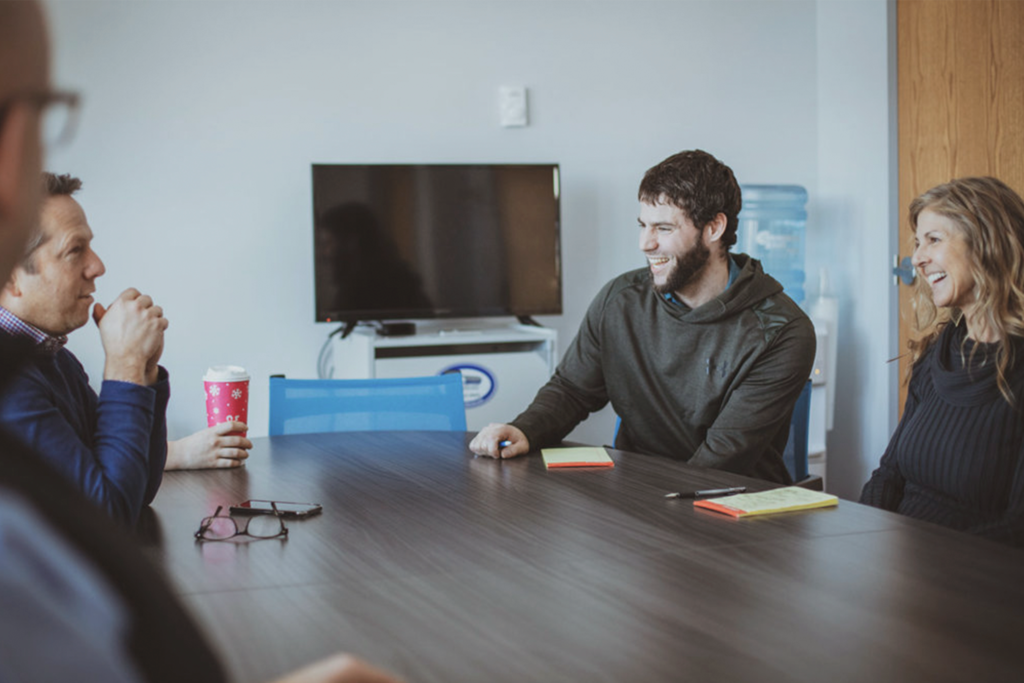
[0,172,171,524]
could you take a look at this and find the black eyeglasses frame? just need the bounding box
[0,89,81,148]
[194,502,289,542]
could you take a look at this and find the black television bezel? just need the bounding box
[312,162,563,324]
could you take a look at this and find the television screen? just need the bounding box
[312,164,562,323]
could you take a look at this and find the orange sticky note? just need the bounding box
[694,487,838,518]
[541,447,614,469]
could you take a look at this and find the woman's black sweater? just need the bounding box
[861,321,1024,547]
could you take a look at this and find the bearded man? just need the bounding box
[471,149,815,484]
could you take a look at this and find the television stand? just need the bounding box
[516,315,543,327]
[329,321,557,430]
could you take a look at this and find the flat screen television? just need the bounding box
[312,163,562,325]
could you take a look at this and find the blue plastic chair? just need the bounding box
[268,375,467,436]
[782,380,815,486]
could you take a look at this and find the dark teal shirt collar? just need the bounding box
[664,255,740,307]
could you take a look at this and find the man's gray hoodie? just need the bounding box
[511,254,816,484]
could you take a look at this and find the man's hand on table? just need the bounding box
[166,421,252,470]
[469,423,530,459]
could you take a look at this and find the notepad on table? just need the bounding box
[541,447,614,469]
[693,486,837,518]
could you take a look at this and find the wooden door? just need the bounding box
[897,0,1024,414]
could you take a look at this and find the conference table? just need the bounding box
[142,431,1024,683]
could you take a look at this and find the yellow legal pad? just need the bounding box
[541,447,615,469]
[694,486,838,518]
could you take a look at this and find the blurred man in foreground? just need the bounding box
[0,3,400,682]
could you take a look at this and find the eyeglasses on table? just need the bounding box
[195,503,288,542]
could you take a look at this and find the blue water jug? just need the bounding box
[737,185,807,305]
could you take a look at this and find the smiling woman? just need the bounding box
[907,177,1024,393]
[861,176,1024,547]
[911,210,975,312]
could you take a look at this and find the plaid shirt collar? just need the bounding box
[0,306,68,355]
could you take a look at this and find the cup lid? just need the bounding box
[204,365,250,382]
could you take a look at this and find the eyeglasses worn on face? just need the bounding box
[0,90,81,149]
[195,504,289,542]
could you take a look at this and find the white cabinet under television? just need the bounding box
[330,321,557,431]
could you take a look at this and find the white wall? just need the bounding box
[813,0,896,500]
[41,0,897,501]
[43,0,893,497]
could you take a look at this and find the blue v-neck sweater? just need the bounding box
[0,332,169,525]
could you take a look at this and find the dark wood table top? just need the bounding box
[143,431,1024,683]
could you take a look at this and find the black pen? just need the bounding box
[664,486,747,499]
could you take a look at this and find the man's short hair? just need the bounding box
[638,150,742,251]
[43,172,82,198]
[20,172,82,273]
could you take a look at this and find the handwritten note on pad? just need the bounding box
[694,486,838,518]
[541,447,614,469]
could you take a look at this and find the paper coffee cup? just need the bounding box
[204,365,250,433]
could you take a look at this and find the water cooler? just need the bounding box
[738,185,835,489]
[809,325,829,485]
[738,185,808,304]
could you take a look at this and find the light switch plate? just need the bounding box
[499,86,528,127]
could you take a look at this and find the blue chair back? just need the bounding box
[268,375,467,436]
[782,380,813,482]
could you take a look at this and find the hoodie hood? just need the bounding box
[656,253,786,324]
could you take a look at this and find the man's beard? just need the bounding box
[652,240,711,295]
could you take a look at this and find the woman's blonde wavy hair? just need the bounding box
[907,176,1024,404]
